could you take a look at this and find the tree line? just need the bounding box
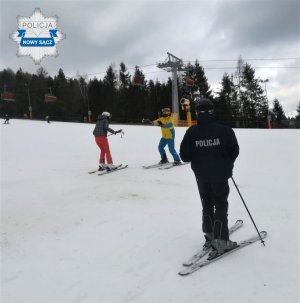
[0,58,299,128]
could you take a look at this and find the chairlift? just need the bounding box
[44,87,57,103]
[132,75,144,86]
[184,77,195,87]
[1,91,15,101]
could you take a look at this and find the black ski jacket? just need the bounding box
[180,116,239,182]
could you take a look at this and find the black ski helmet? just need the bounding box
[195,98,214,114]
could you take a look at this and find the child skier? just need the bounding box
[143,108,181,165]
[3,114,10,124]
[93,112,122,171]
[45,115,51,123]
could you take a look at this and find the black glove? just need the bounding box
[115,129,122,134]
[157,120,165,127]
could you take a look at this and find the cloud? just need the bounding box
[1,0,299,114]
[209,1,300,50]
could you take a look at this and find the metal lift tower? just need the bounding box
[157,52,185,125]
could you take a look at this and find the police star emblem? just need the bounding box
[10,8,65,64]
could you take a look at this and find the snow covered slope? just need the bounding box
[1,119,299,303]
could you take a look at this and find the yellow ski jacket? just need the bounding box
[152,116,175,139]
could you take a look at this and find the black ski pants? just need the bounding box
[196,178,230,241]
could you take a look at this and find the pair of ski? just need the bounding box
[179,220,267,276]
[143,162,188,170]
[88,164,128,175]
[89,161,185,174]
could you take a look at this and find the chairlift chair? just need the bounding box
[44,94,57,103]
[184,77,195,87]
[132,75,144,86]
[1,92,15,101]
[44,87,57,103]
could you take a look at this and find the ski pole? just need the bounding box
[108,130,124,138]
[231,177,265,246]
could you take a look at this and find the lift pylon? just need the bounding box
[157,52,185,126]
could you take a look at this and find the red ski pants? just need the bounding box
[95,136,113,164]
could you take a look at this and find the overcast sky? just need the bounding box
[1,0,299,116]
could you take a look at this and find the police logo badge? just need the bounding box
[10,8,65,64]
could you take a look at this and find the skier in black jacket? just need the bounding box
[180,98,239,257]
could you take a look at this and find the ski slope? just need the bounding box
[1,119,299,303]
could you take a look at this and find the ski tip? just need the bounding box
[111,164,128,170]
[260,231,267,237]
[112,164,127,169]
[259,231,267,246]
[236,219,243,224]
[182,263,192,267]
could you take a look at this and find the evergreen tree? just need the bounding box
[103,65,117,88]
[77,76,89,120]
[146,79,157,117]
[0,68,16,117]
[215,73,237,123]
[181,61,213,100]
[51,68,69,120]
[240,63,268,127]
[117,62,131,121]
[0,61,289,127]
[15,68,32,117]
[157,77,172,114]
[181,62,196,99]
[36,66,48,78]
[103,65,117,116]
[194,60,213,99]
[34,67,50,118]
[53,68,68,102]
[30,72,43,118]
[119,62,131,89]
[179,60,213,120]
[88,77,102,121]
[130,66,147,122]
[69,78,86,121]
[0,68,16,89]
[296,101,300,121]
[272,98,287,127]
[154,80,170,118]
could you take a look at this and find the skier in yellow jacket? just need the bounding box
[143,108,181,165]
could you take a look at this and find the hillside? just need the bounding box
[1,120,299,303]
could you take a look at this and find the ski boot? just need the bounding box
[209,238,238,258]
[203,232,213,250]
[98,164,107,171]
[159,153,169,165]
[106,164,117,171]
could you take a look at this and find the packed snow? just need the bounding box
[1,119,299,303]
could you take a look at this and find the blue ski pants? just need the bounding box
[158,138,181,161]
